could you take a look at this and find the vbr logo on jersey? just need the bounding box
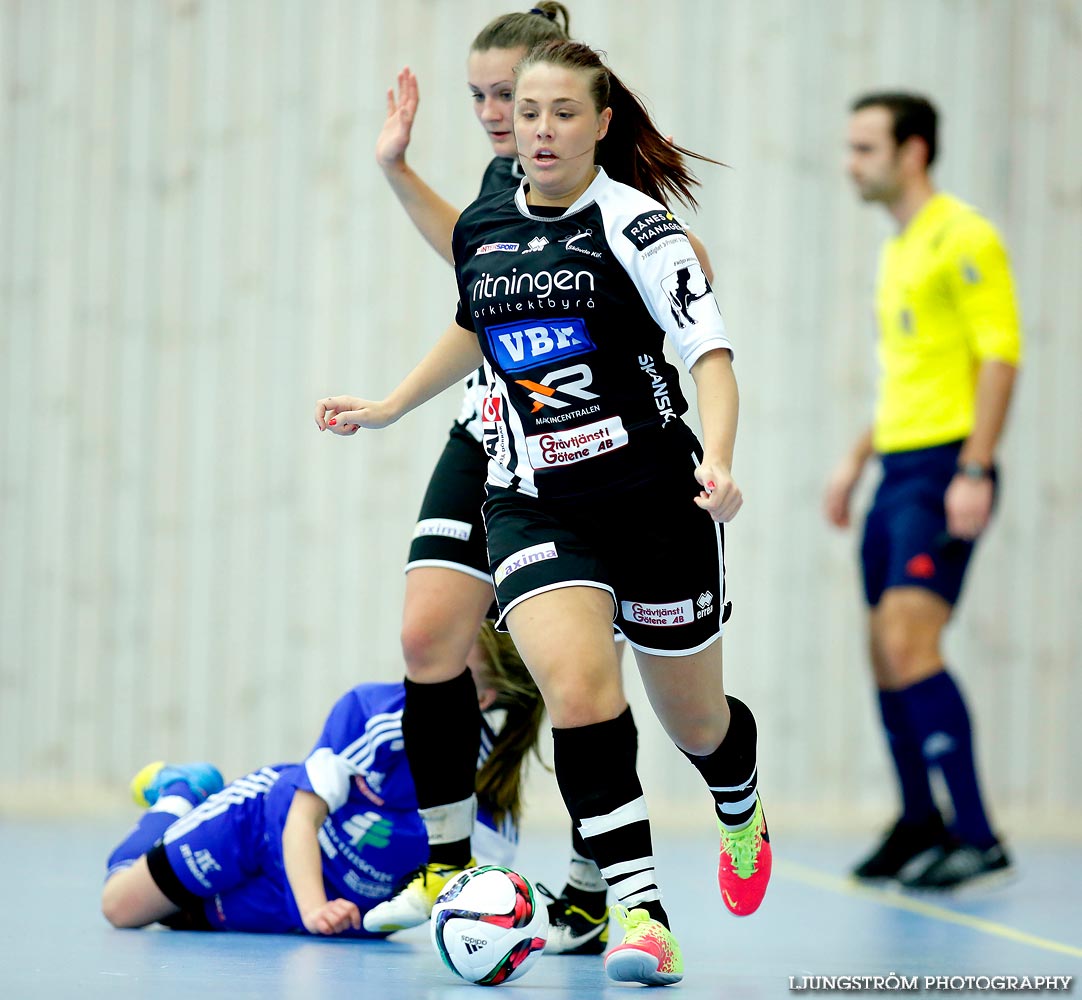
[494,541,558,586]
[620,599,695,627]
[522,236,549,253]
[661,264,720,329]
[485,317,596,373]
[475,242,519,255]
[515,364,599,413]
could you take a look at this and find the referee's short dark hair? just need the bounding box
[851,92,938,167]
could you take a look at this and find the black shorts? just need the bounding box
[483,433,730,656]
[406,424,492,582]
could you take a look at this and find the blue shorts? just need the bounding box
[151,766,303,933]
[861,441,994,607]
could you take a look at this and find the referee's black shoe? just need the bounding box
[852,812,951,882]
[900,840,1014,891]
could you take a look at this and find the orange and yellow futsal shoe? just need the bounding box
[717,795,772,915]
[604,906,683,986]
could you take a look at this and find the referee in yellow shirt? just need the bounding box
[824,93,1021,890]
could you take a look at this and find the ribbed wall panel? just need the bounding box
[1,0,1078,830]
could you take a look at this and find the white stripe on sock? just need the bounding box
[600,855,656,880]
[578,795,649,838]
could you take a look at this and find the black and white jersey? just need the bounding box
[452,167,732,498]
[454,157,526,442]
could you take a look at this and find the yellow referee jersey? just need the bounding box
[873,193,1022,453]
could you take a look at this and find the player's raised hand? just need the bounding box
[693,463,743,523]
[375,67,420,169]
[303,897,361,936]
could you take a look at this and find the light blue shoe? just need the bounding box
[130,761,224,807]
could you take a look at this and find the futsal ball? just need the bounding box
[430,865,548,986]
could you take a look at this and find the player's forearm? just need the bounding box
[959,360,1018,467]
[381,161,460,265]
[282,790,330,917]
[385,323,484,419]
[690,349,739,468]
[847,427,875,467]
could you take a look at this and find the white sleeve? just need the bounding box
[303,746,353,812]
[607,201,733,370]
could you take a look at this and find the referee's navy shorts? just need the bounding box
[483,432,730,656]
[861,440,994,607]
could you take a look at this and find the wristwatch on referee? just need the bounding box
[956,460,992,480]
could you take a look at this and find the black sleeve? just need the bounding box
[451,214,476,332]
[477,156,510,199]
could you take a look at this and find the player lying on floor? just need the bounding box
[101,622,548,938]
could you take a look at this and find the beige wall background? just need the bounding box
[2,0,1079,834]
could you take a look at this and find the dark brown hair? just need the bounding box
[471,3,571,53]
[516,40,720,209]
[472,622,547,826]
[851,91,939,166]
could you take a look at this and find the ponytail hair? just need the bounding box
[516,40,721,210]
[471,2,571,53]
[472,622,548,826]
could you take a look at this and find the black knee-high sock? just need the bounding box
[682,696,759,829]
[402,671,480,865]
[552,707,668,927]
[900,669,996,848]
[878,687,938,823]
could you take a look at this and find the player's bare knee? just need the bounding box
[101,883,139,928]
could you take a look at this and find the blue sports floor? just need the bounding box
[4,819,1079,998]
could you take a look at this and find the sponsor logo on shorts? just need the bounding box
[475,242,519,255]
[526,416,628,469]
[906,553,936,579]
[696,591,714,620]
[413,518,472,542]
[179,843,221,890]
[620,599,695,627]
[485,317,595,372]
[494,541,558,586]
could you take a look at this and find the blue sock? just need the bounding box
[878,689,937,823]
[105,780,201,877]
[899,670,996,848]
